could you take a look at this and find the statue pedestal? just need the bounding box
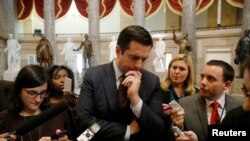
[3,70,19,81]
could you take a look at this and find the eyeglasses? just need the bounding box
[24,89,48,99]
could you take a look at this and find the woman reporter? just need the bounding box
[0,65,72,141]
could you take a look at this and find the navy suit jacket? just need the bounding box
[76,62,165,141]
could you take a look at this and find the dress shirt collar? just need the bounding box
[113,59,123,80]
[205,92,226,109]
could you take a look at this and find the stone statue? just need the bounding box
[234,29,250,78]
[36,35,53,68]
[61,37,78,73]
[4,33,21,72]
[108,36,117,61]
[74,34,93,69]
[155,37,166,57]
[153,37,166,72]
[173,30,191,54]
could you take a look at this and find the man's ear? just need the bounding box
[224,81,232,90]
[116,45,121,58]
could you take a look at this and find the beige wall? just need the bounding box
[195,28,242,96]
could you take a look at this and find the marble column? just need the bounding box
[242,0,250,33]
[134,0,145,27]
[0,0,18,78]
[182,0,197,71]
[2,0,18,39]
[89,0,100,66]
[44,0,57,64]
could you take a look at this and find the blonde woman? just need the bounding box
[161,54,198,140]
[161,54,198,103]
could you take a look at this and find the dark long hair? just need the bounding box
[46,65,75,97]
[8,65,48,115]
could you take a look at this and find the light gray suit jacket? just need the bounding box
[178,93,243,141]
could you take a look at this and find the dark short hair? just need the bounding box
[117,25,153,54]
[46,65,75,94]
[8,65,48,115]
[206,60,235,82]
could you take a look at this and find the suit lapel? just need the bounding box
[196,95,208,138]
[102,63,118,111]
[138,73,147,101]
[225,94,234,112]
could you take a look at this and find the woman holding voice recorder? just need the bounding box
[46,65,79,140]
[160,54,198,140]
[0,65,72,141]
[46,65,77,108]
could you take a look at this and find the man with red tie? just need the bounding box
[175,60,243,141]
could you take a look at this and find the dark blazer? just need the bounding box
[76,62,165,141]
[0,80,14,112]
[161,86,199,141]
[178,93,243,141]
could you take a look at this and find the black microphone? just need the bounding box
[11,101,69,135]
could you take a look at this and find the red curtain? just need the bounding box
[34,0,72,19]
[34,0,43,19]
[119,0,133,16]
[226,0,244,8]
[74,0,116,19]
[55,0,73,19]
[166,0,214,15]
[17,0,33,20]
[146,0,163,16]
[119,0,162,16]
[74,0,88,18]
[100,0,117,19]
[196,0,214,14]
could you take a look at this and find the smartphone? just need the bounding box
[64,77,72,91]
[169,100,184,111]
[172,126,184,137]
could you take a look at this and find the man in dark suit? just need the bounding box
[76,25,165,141]
[175,60,243,141]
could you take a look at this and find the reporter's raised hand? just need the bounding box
[171,107,185,128]
[162,103,172,117]
[174,131,198,141]
[52,129,69,141]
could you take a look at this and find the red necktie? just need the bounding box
[117,75,128,109]
[210,101,220,125]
